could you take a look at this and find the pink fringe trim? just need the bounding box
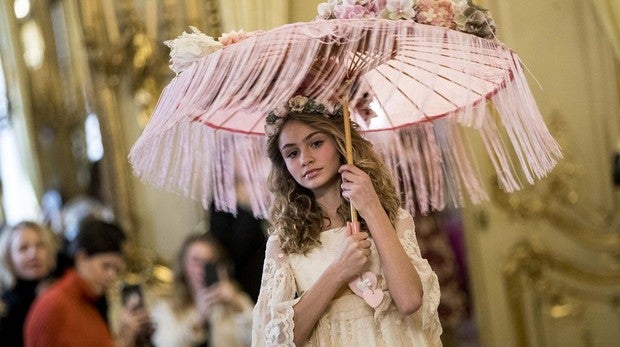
[129,19,562,218]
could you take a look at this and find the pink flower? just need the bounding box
[218,30,261,47]
[334,0,370,19]
[334,0,376,19]
[415,0,455,28]
[371,0,387,12]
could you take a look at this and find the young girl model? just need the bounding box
[252,96,442,346]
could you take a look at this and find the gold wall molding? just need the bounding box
[504,240,620,347]
[0,0,223,236]
[73,0,223,238]
[0,0,87,199]
[77,0,223,131]
[493,112,620,254]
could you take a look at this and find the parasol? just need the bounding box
[129,1,562,219]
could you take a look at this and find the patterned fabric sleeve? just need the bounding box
[251,235,300,347]
[393,209,443,346]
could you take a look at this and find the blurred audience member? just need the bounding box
[41,189,64,235]
[47,193,115,317]
[151,233,253,347]
[0,221,58,347]
[62,196,113,243]
[24,218,152,347]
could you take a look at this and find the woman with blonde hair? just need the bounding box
[151,232,253,347]
[252,96,442,346]
[0,221,58,347]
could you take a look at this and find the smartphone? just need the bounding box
[204,261,219,286]
[121,283,144,309]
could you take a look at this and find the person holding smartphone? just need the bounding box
[120,283,155,347]
[150,233,253,347]
[24,218,152,347]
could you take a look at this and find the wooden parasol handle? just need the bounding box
[342,96,358,227]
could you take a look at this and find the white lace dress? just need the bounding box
[252,209,442,347]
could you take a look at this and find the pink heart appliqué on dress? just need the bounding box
[362,288,384,308]
[348,271,383,307]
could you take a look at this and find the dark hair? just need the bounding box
[69,218,126,257]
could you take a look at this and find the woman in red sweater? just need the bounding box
[24,218,152,347]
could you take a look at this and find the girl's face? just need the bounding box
[10,227,52,281]
[183,241,217,291]
[278,120,342,195]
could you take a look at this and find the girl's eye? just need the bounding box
[286,150,298,158]
[310,140,323,148]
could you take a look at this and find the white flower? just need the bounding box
[317,0,340,19]
[453,0,469,14]
[164,26,222,75]
[383,0,415,20]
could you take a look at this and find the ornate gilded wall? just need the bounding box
[1,1,618,346]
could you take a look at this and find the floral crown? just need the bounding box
[264,96,344,138]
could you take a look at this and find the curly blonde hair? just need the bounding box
[266,112,401,254]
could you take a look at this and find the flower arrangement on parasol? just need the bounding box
[128,0,561,220]
[317,0,496,39]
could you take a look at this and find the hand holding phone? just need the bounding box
[120,283,154,345]
[204,261,219,287]
[121,283,145,309]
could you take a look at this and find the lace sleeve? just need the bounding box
[252,236,299,347]
[395,209,443,345]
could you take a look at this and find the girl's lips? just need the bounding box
[304,168,320,178]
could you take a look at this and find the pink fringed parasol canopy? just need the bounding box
[129,14,561,219]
